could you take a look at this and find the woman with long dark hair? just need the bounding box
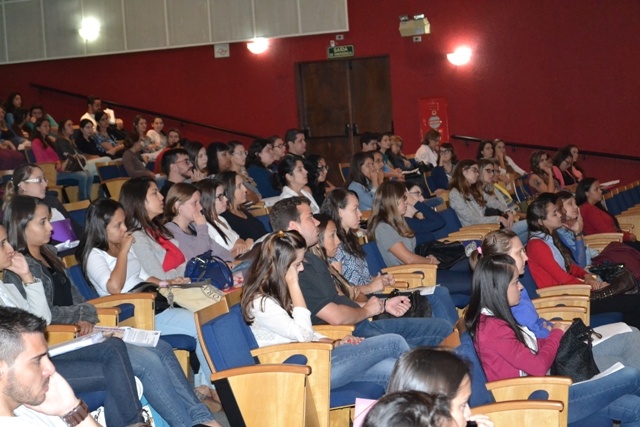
[195,179,254,257]
[246,138,280,197]
[347,151,380,211]
[277,156,319,213]
[218,171,268,240]
[526,193,640,328]
[240,230,408,390]
[465,253,640,426]
[528,150,558,195]
[576,177,640,248]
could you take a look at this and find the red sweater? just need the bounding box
[526,238,587,288]
[580,202,633,241]
[474,315,563,381]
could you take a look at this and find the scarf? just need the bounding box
[148,229,185,272]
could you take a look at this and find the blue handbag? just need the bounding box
[184,250,233,290]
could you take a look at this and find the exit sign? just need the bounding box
[328,45,354,59]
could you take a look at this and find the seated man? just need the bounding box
[269,197,453,348]
[160,148,191,197]
[0,306,101,426]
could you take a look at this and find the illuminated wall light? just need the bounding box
[79,17,101,42]
[447,46,472,66]
[246,37,269,54]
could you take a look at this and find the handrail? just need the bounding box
[451,134,640,162]
[30,83,260,140]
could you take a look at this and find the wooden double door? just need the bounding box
[297,56,393,184]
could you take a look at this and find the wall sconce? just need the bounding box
[247,37,269,54]
[399,14,430,37]
[79,17,101,42]
[447,46,472,66]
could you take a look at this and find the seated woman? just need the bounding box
[119,176,188,280]
[555,191,599,266]
[31,118,93,201]
[347,151,380,211]
[3,164,83,244]
[472,229,640,371]
[378,133,404,181]
[465,253,640,426]
[278,156,320,214]
[315,211,457,324]
[240,230,409,390]
[403,183,446,246]
[4,196,221,426]
[306,154,336,208]
[122,136,156,179]
[0,103,30,151]
[475,140,494,161]
[566,144,584,180]
[386,348,493,427]
[552,147,579,191]
[477,159,528,243]
[163,182,234,263]
[74,119,112,172]
[131,115,161,161]
[57,118,109,178]
[218,171,269,241]
[206,142,232,177]
[228,140,261,203]
[387,135,414,171]
[576,177,640,249]
[195,179,254,257]
[184,140,208,182]
[448,159,517,230]
[93,111,124,158]
[526,193,640,328]
[414,129,440,172]
[493,139,526,177]
[528,150,558,196]
[146,116,167,150]
[430,143,457,196]
[246,138,280,198]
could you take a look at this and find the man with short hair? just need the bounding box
[0,307,100,426]
[284,128,306,160]
[160,148,192,197]
[269,197,452,348]
[360,132,380,152]
[80,96,102,126]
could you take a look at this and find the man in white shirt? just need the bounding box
[79,96,102,126]
[0,307,100,426]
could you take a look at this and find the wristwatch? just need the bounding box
[60,400,90,426]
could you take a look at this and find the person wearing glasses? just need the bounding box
[448,159,516,230]
[228,140,261,203]
[477,159,528,243]
[159,148,192,197]
[2,164,83,245]
[430,142,458,196]
[268,135,286,170]
[306,154,336,207]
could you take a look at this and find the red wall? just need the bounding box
[2,0,639,183]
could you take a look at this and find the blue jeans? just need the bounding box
[155,307,212,386]
[353,316,452,348]
[126,341,215,427]
[426,286,459,325]
[53,337,144,426]
[330,334,409,389]
[58,170,93,201]
[568,366,640,426]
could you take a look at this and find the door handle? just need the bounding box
[353,123,359,136]
[345,123,351,136]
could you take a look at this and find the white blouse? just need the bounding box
[86,248,150,296]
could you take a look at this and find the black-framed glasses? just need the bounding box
[409,190,423,198]
[318,165,329,171]
[439,149,451,154]
[216,193,227,201]
[175,158,192,165]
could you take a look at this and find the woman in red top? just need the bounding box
[576,177,640,250]
[526,193,640,328]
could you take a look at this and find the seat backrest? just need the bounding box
[454,332,493,407]
[196,302,259,372]
[339,163,350,183]
[67,265,100,300]
[437,208,463,235]
[362,242,387,276]
[96,162,125,182]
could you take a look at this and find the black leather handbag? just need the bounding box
[550,318,601,382]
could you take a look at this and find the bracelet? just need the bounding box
[61,400,90,427]
[382,299,388,312]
